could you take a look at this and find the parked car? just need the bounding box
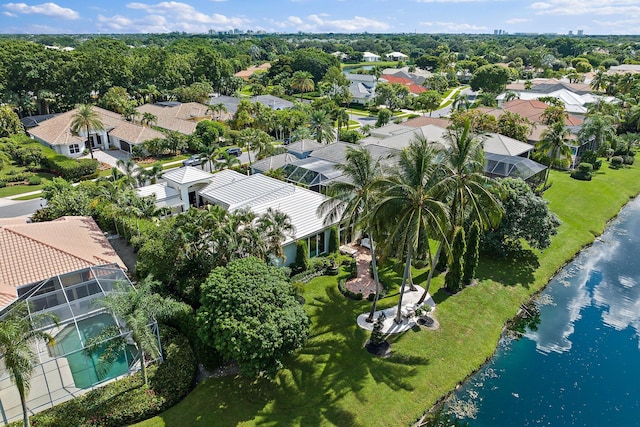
[226,147,242,156]
[182,155,205,167]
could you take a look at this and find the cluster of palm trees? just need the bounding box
[322,121,503,324]
[172,205,296,270]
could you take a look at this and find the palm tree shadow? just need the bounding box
[254,284,429,426]
[475,249,539,288]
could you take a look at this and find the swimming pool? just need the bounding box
[53,313,138,389]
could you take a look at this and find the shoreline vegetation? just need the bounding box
[135,162,640,427]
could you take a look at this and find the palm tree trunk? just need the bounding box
[417,241,443,304]
[394,245,414,324]
[86,124,94,160]
[139,348,148,386]
[19,384,30,427]
[366,234,381,323]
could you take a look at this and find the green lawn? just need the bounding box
[0,172,55,198]
[135,162,640,427]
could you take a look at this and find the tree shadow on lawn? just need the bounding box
[253,285,429,426]
[475,249,539,288]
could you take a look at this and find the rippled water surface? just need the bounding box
[450,197,640,426]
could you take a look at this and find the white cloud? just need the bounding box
[506,18,529,24]
[416,0,496,2]
[268,14,389,32]
[3,2,80,19]
[2,11,16,17]
[97,1,248,33]
[420,21,488,31]
[530,0,640,16]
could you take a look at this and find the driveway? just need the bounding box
[83,149,131,172]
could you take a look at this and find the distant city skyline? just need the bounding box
[0,0,639,35]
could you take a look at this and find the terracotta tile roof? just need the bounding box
[482,100,583,127]
[381,75,426,94]
[29,106,163,146]
[0,216,126,300]
[402,116,452,128]
[136,102,212,135]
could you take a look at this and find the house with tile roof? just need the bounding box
[0,216,126,308]
[380,74,426,95]
[135,101,213,135]
[28,107,165,158]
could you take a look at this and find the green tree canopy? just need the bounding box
[469,64,511,93]
[196,257,309,377]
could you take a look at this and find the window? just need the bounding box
[307,231,327,258]
[69,144,80,154]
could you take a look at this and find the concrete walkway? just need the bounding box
[356,285,436,334]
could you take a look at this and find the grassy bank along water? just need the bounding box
[134,161,640,427]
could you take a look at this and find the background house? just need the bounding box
[28,107,165,157]
[362,52,380,62]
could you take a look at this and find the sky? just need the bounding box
[1,0,639,35]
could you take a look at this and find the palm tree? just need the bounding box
[503,91,519,102]
[578,114,617,153]
[141,112,157,128]
[215,149,240,170]
[206,102,228,121]
[70,104,105,160]
[86,277,189,386]
[291,71,315,102]
[335,108,350,140]
[308,110,335,144]
[0,302,58,427]
[416,122,503,303]
[116,158,139,188]
[319,146,386,322]
[452,92,470,112]
[36,89,56,115]
[373,138,450,324]
[257,208,296,263]
[537,121,573,189]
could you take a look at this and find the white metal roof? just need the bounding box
[482,133,535,157]
[200,173,295,211]
[162,166,214,185]
[250,186,338,244]
[136,183,181,201]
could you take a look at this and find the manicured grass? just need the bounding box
[0,172,55,198]
[13,192,43,201]
[137,154,190,169]
[135,162,640,427]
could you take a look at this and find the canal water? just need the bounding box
[447,196,640,426]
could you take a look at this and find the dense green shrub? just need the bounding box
[42,155,98,181]
[21,328,195,427]
[571,162,593,181]
[328,226,339,254]
[580,150,602,170]
[624,155,635,165]
[338,278,363,300]
[293,240,310,273]
[610,156,624,169]
[27,175,42,185]
[445,227,466,293]
[0,180,6,188]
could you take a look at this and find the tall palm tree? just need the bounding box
[308,110,335,144]
[319,147,386,322]
[373,138,450,324]
[415,123,503,303]
[215,149,240,170]
[291,71,315,102]
[257,208,296,264]
[537,121,573,189]
[452,92,470,112]
[335,108,350,140]
[87,277,189,386]
[0,302,58,427]
[71,104,105,160]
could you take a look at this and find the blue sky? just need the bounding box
[1,0,639,35]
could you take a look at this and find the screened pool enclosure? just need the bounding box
[0,264,160,425]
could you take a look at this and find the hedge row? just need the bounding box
[42,155,98,181]
[21,327,196,427]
